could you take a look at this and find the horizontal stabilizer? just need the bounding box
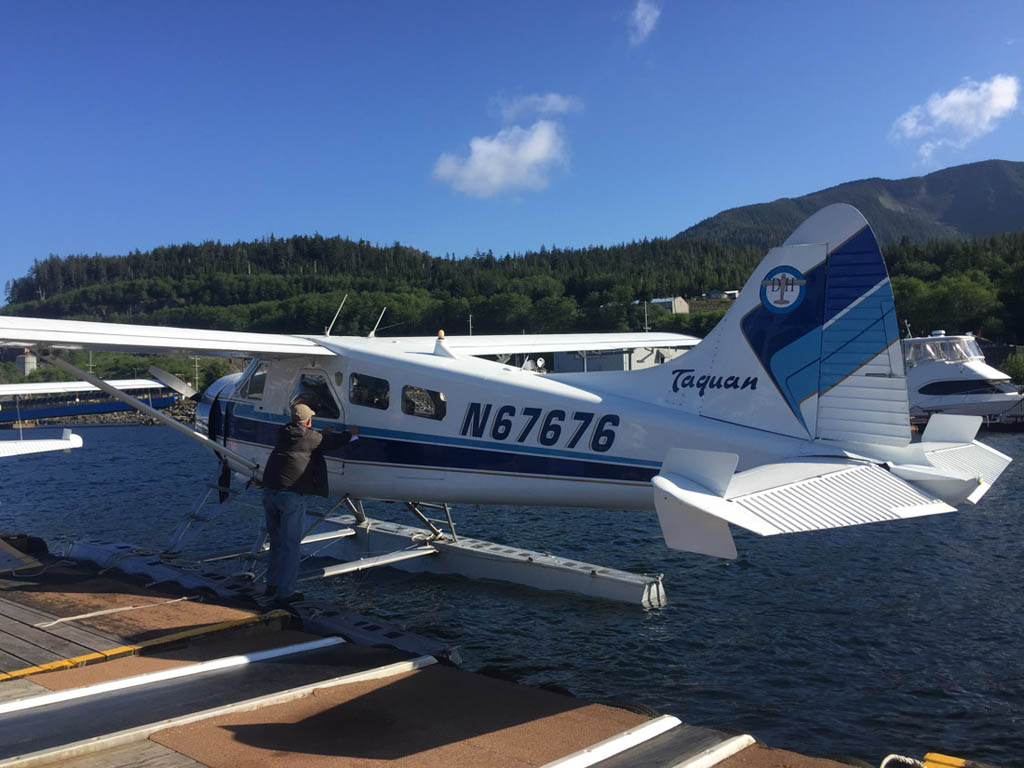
[920,439,1012,504]
[652,457,955,558]
[886,463,984,506]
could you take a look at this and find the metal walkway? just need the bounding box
[0,638,434,765]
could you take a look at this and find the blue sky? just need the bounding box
[2,1,1021,296]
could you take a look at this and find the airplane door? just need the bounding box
[289,368,348,478]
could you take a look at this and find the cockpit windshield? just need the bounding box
[905,337,984,363]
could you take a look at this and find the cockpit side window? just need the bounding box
[402,385,446,420]
[350,373,390,410]
[290,372,341,419]
[239,360,271,400]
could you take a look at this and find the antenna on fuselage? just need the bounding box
[368,307,387,338]
[324,294,349,336]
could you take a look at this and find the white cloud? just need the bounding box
[497,92,582,123]
[629,0,660,45]
[433,120,567,198]
[891,74,1020,159]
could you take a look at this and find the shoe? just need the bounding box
[264,584,276,598]
[275,592,304,606]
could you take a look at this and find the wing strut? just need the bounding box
[39,350,259,476]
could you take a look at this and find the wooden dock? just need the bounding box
[0,597,127,679]
[0,549,874,768]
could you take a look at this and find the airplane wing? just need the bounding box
[0,316,333,357]
[0,379,166,397]
[0,429,83,458]
[427,332,699,356]
[0,316,697,359]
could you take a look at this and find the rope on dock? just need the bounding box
[33,596,195,628]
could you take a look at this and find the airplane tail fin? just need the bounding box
[661,203,908,446]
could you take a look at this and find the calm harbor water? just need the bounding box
[1,424,1021,764]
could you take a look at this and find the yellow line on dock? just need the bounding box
[0,609,290,681]
[923,753,997,768]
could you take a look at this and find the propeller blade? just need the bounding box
[148,366,198,398]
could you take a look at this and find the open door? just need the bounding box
[289,368,348,476]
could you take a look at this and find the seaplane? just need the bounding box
[0,377,179,458]
[0,428,83,458]
[0,204,1012,607]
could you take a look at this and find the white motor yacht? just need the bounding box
[903,331,1023,423]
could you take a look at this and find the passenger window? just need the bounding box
[402,385,446,420]
[350,373,390,410]
[290,372,341,419]
[239,361,270,400]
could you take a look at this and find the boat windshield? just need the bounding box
[905,337,984,363]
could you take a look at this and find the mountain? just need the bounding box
[675,159,1024,249]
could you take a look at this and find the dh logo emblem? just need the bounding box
[760,266,807,313]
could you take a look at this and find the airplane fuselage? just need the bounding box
[198,336,826,511]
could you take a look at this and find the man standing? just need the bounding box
[261,402,358,605]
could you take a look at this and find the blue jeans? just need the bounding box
[262,489,304,598]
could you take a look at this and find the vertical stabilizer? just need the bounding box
[660,204,909,446]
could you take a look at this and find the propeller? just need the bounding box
[148,366,199,399]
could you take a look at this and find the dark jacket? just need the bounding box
[262,422,353,497]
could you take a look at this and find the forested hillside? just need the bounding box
[3,159,1023,346]
[2,236,761,339]
[4,229,1023,343]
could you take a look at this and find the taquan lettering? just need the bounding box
[672,368,757,396]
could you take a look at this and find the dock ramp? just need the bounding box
[0,637,435,767]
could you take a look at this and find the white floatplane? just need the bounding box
[0,204,1012,604]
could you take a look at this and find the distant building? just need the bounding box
[553,346,688,373]
[630,297,689,314]
[16,350,37,376]
[651,296,689,314]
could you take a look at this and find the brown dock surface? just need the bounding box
[0,554,863,768]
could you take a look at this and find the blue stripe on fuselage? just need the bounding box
[226,410,660,484]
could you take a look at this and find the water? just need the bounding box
[2,425,1022,764]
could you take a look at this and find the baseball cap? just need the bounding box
[291,403,315,423]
